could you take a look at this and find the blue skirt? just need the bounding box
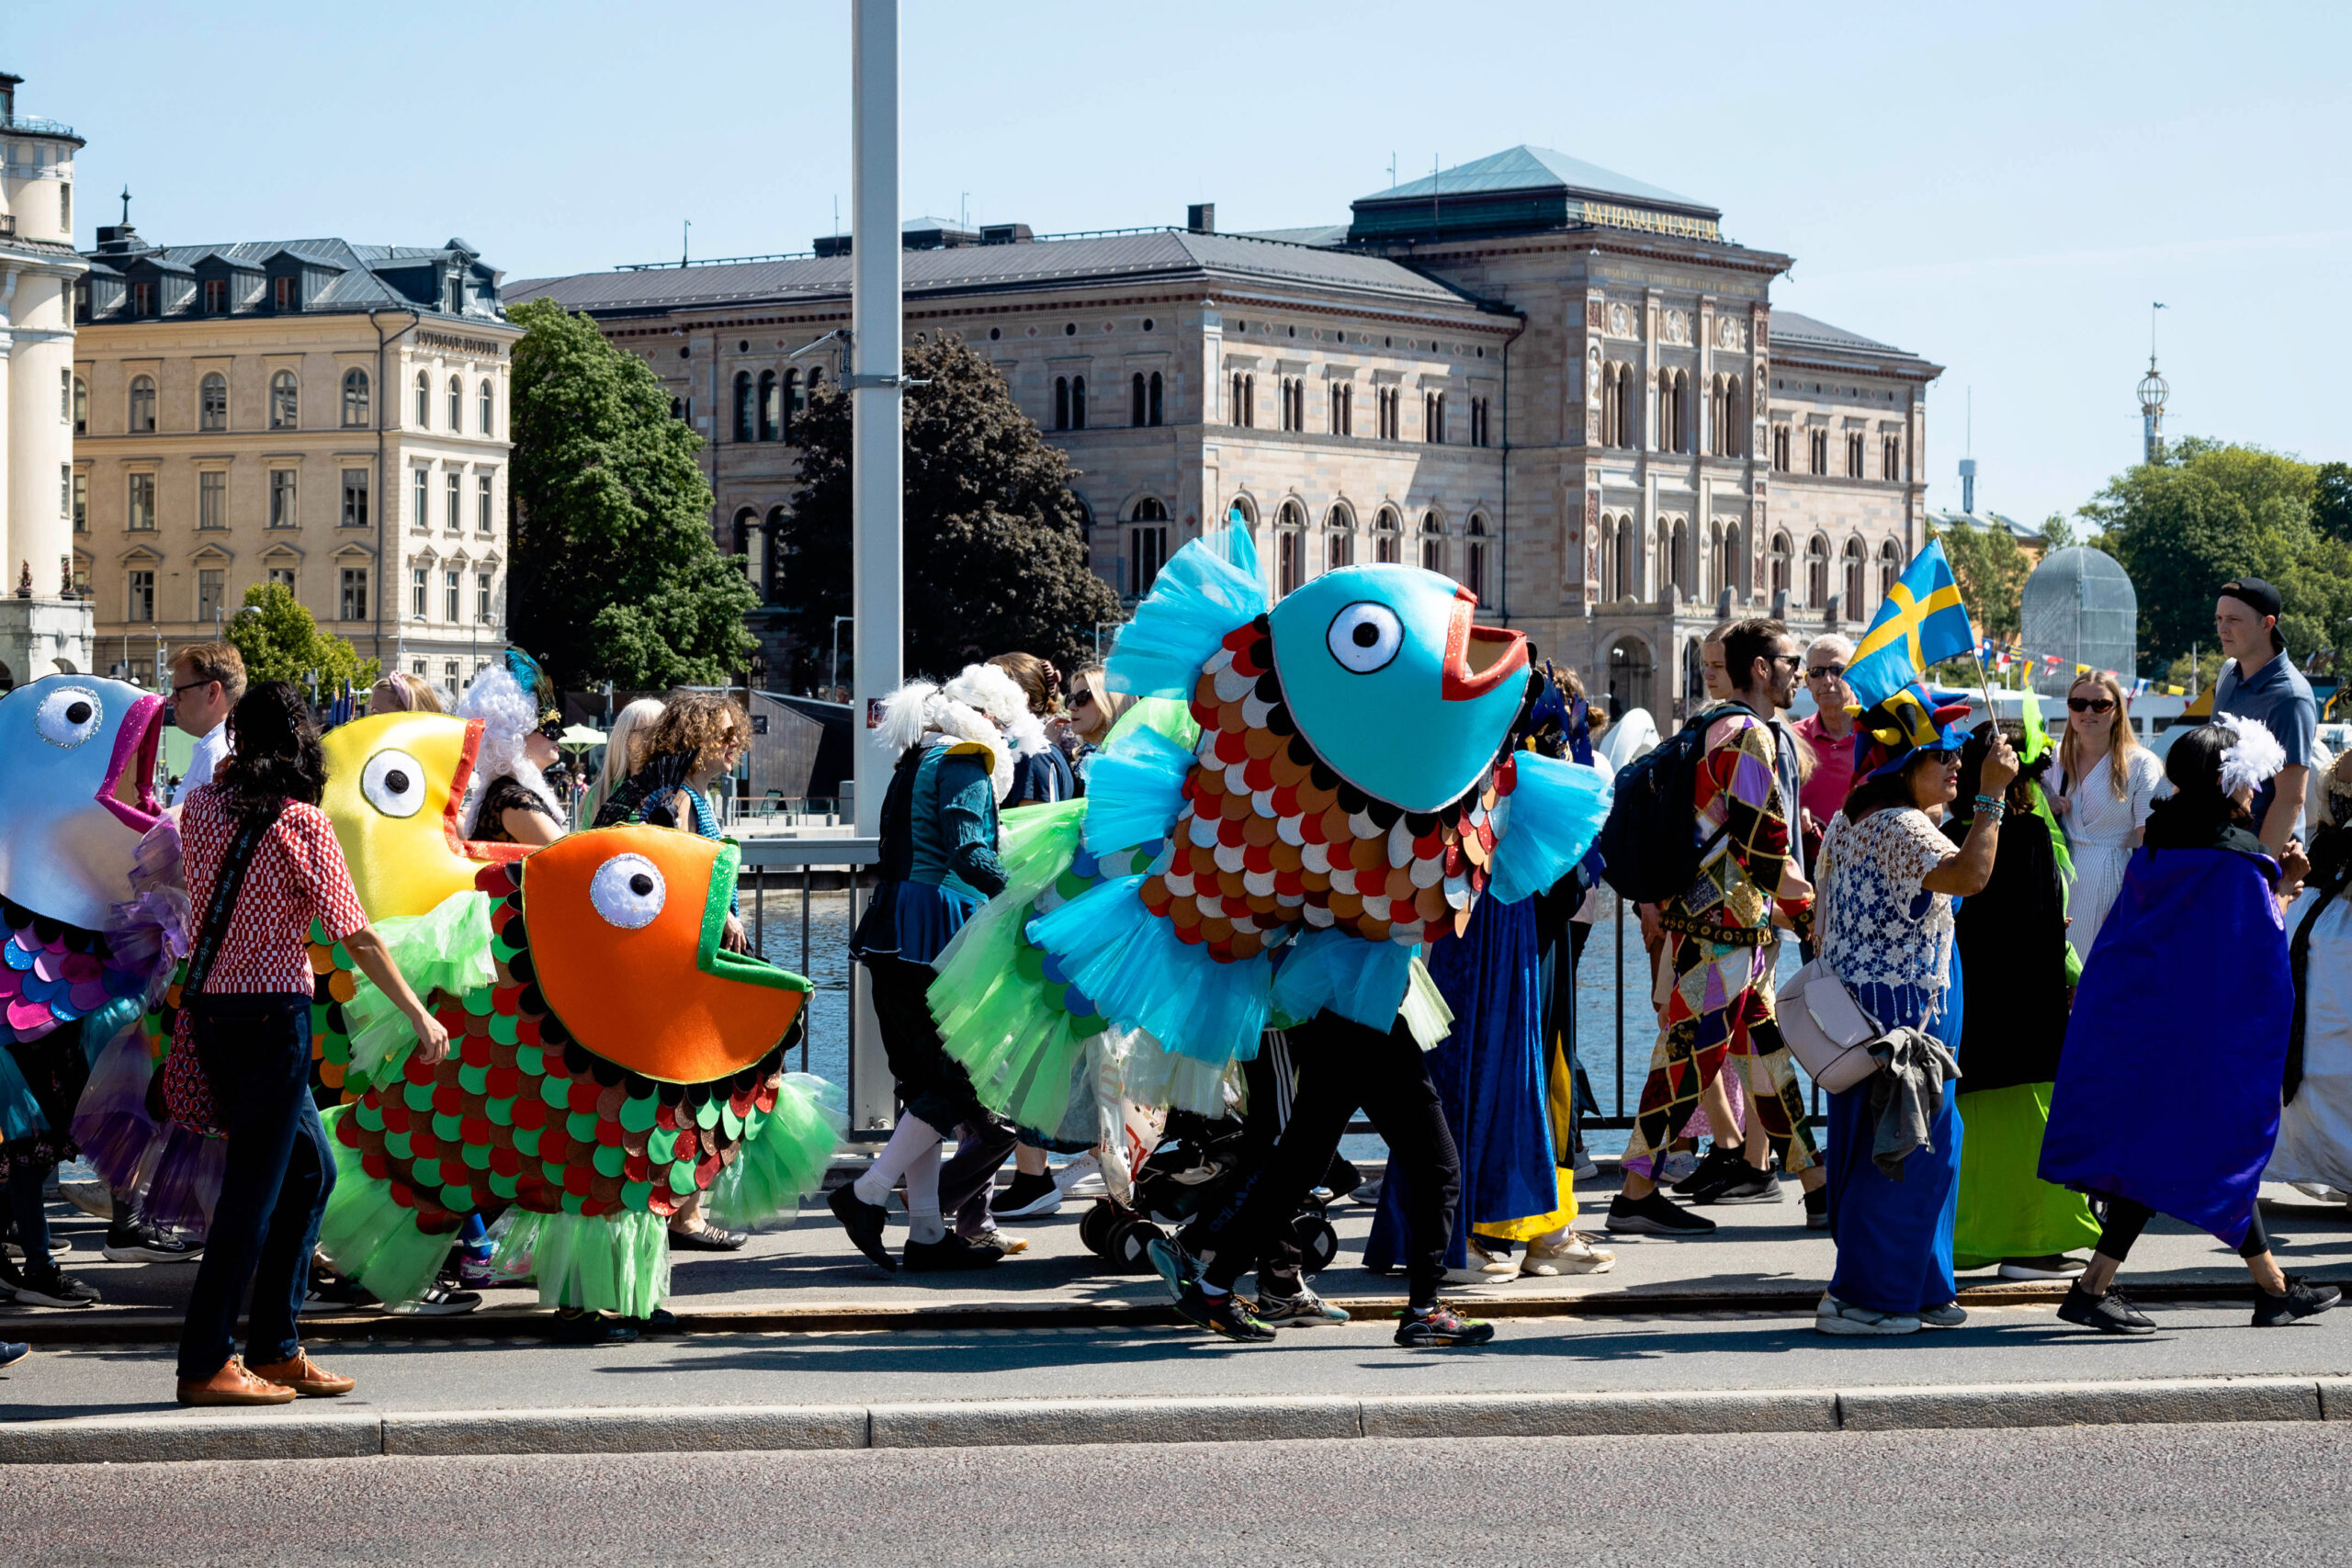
[1826,964,1965,1315]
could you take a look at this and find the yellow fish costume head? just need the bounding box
[322,712,530,919]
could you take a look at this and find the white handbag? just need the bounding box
[1777,957,1886,1095]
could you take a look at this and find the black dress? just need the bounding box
[473,773,560,845]
[1941,797,2073,1092]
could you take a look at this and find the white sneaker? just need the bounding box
[1815,1293,1921,1337]
[55,1160,112,1221]
[2290,1180,2350,1203]
[1467,1238,1521,1279]
[1053,1153,1108,1201]
[1659,1150,1700,1184]
[1523,1233,1616,1277]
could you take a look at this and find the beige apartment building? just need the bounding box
[74,220,516,700]
[512,146,1942,727]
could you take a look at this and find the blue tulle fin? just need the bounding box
[1105,526,1266,700]
[1082,724,1196,854]
[1026,875,1270,1065]
[1487,755,1614,906]
[0,1044,46,1141]
[1268,927,1418,1034]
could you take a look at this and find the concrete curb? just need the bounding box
[1,1376,2340,1465]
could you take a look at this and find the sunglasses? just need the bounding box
[1806,664,1847,680]
[1069,688,1097,710]
[2068,697,2116,715]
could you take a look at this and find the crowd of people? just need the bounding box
[0,557,2345,1405]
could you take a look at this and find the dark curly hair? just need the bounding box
[215,681,326,818]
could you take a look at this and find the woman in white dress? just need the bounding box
[2270,751,2352,1199]
[2050,672,2162,967]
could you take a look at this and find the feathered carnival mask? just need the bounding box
[2211,711,2288,798]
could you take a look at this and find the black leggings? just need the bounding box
[2097,1197,2270,1262]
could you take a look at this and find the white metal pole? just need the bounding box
[849,0,901,1134]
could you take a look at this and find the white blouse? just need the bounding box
[2062,748,2163,848]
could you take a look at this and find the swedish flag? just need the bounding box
[1844,539,1977,712]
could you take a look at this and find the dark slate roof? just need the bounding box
[77,235,506,321]
[1770,310,1940,375]
[504,228,1488,318]
[1367,146,1716,220]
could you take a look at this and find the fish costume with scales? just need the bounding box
[0,675,173,1171]
[930,526,1611,1121]
[319,824,840,1315]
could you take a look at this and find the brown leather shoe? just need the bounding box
[176,1356,297,1406]
[247,1351,355,1398]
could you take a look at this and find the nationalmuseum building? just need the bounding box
[512,146,1940,723]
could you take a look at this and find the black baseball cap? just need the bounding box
[2219,578,2286,652]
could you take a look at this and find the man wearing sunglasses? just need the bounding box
[167,643,246,808]
[1790,635,1858,874]
[2211,577,2315,857]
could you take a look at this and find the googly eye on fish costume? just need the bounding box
[926,526,1612,1138]
[311,825,841,1316]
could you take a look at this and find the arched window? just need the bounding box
[783,369,803,439]
[806,365,824,395]
[1329,380,1351,436]
[1131,373,1147,426]
[1373,506,1401,564]
[1227,494,1257,537]
[447,375,463,431]
[199,372,228,433]
[1847,431,1866,478]
[1607,635,1654,720]
[1054,377,1070,431]
[1275,501,1306,597]
[763,505,789,602]
[269,369,299,431]
[733,372,755,443]
[1230,372,1255,428]
[1725,376,1745,457]
[1668,517,1690,599]
[1128,497,1169,599]
[1148,370,1163,427]
[73,376,86,434]
[730,507,760,584]
[1770,532,1792,600]
[1709,376,1726,456]
[1615,365,1637,446]
[480,378,494,435]
[1805,536,1830,610]
[1878,538,1904,603]
[1843,536,1867,612]
[1597,515,1615,603]
[342,368,369,428]
[415,371,431,428]
[1600,366,1621,448]
[1616,514,1635,600]
[1070,375,1087,430]
[1419,511,1445,577]
[1324,504,1354,573]
[1713,521,1739,598]
[1464,516,1488,602]
[758,370,779,442]
[128,374,156,434]
[1684,636,1708,709]
[1657,368,1689,453]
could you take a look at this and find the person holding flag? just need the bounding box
[1842,537,1982,718]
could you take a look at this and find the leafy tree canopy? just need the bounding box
[226,582,379,691]
[1933,513,2030,640]
[505,297,756,690]
[773,333,1123,682]
[2038,513,2078,552]
[2079,437,2352,669]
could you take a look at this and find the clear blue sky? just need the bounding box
[10,1,2345,523]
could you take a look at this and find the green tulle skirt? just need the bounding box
[1952,1081,2100,1270]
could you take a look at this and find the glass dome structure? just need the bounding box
[2020,546,2138,695]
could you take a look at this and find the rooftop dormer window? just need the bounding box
[131,281,154,317]
[274,275,298,310]
[203,278,228,314]
[443,271,461,312]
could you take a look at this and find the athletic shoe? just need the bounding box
[1522,1233,1615,1277]
[384,1280,482,1316]
[551,1308,638,1345]
[1146,1234,1198,1301]
[1669,1145,1743,1197]
[103,1218,201,1265]
[1255,1288,1350,1327]
[1804,1187,1831,1231]
[301,1266,379,1314]
[1690,1163,1781,1206]
[667,1223,748,1252]
[902,1233,1003,1270]
[1920,1300,1968,1328]
[828,1182,898,1274]
[1998,1254,2087,1280]
[1815,1294,1921,1336]
[55,1162,112,1220]
[0,1341,26,1371]
[1658,1149,1701,1186]
[1570,1148,1600,1180]
[2253,1276,2342,1327]
[12,1266,98,1309]
[1605,1190,1717,1237]
[989,1170,1062,1220]
[1351,1178,1385,1208]
[1395,1304,1496,1347]
[2290,1180,2350,1202]
[2056,1282,2155,1335]
[1053,1153,1108,1201]
[1174,1280,1275,1342]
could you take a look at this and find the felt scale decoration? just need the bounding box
[319,825,838,1314]
[930,527,1611,1115]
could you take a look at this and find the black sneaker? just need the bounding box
[667,1224,748,1252]
[1395,1304,1496,1347]
[2056,1282,2155,1335]
[1174,1280,1275,1342]
[385,1280,482,1316]
[103,1218,202,1265]
[829,1182,898,1274]
[1146,1235,1197,1301]
[1804,1187,1830,1231]
[12,1266,98,1310]
[1605,1190,1718,1236]
[902,1233,1003,1271]
[2253,1276,2342,1327]
[1690,1162,1781,1206]
[302,1265,379,1314]
[0,1341,25,1371]
[989,1169,1062,1220]
[1669,1144,1744,1197]
[551,1308,639,1345]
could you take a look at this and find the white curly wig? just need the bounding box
[873,663,1049,801]
[454,665,560,838]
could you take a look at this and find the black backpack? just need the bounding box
[1595,702,1754,904]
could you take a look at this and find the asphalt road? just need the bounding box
[6,1422,2348,1566]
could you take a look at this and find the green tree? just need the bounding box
[2038,512,2077,553]
[2314,461,2352,543]
[225,582,378,690]
[1933,513,2030,639]
[506,297,756,690]
[2079,438,2352,668]
[774,333,1123,682]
